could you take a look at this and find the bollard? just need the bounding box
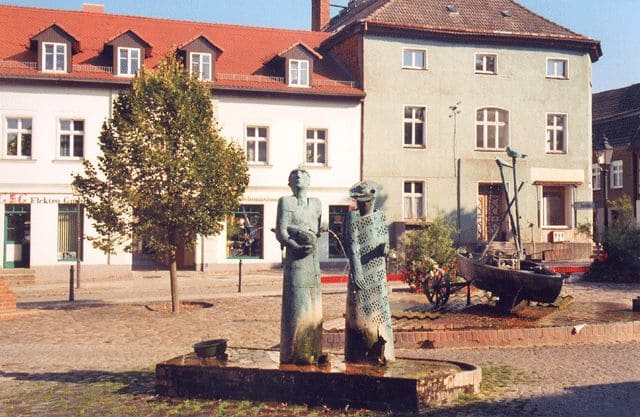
[69,265,75,302]
[238,259,243,293]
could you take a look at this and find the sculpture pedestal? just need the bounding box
[156,348,480,412]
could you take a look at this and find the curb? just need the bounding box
[324,320,640,349]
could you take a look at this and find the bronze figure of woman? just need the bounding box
[275,168,324,365]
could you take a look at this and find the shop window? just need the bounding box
[329,205,349,258]
[226,205,264,259]
[58,204,83,261]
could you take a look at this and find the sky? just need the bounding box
[1,0,638,93]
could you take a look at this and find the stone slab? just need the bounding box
[156,348,480,412]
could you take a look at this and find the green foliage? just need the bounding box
[576,222,592,239]
[586,196,640,282]
[73,52,249,263]
[399,215,459,289]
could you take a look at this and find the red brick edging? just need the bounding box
[324,320,640,349]
[0,277,17,315]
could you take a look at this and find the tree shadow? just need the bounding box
[0,369,155,396]
[17,300,112,311]
[408,381,640,417]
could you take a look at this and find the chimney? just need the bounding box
[81,3,105,13]
[311,0,330,31]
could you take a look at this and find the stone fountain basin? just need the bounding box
[156,348,480,412]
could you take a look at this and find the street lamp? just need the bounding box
[595,134,614,231]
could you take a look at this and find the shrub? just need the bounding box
[399,215,458,290]
[585,196,640,283]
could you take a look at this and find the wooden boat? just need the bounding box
[456,253,564,312]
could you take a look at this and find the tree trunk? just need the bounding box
[169,248,180,313]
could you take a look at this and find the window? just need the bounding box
[546,114,567,153]
[475,53,497,74]
[190,52,212,81]
[226,205,264,259]
[542,186,569,227]
[118,47,140,76]
[476,108,509,150]
[289,59,309,86]
[58,204,83,261]
[5,117,32,158]
[592,164,601,190]
[58,119,84,158]
[403,106,426,147]
[611,160,623,189]
[329,205,349,258]
[245,126,268,164]
[43,42,66,72]
[305,128,327,165]
[402,48,427,69]
[547,58,568,79]
[403,181,424,220]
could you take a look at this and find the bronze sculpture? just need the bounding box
[275,168,325,364]
[344,181,395,364]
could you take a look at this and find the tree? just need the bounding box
[73,53,249,312]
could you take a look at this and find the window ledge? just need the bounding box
[53,158,84,163]
[403,145,427,149]
[0,158,36,162]
[401,67,429,71]
[541,226,571,230]
[302,164,331,169]
[474,148,507,152]
[474,71,497,75]
[546,151,567,155]
[546,76,569,80]
[611,186,624,190]
[248,163,272,167]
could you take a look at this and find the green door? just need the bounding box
[3,204,30,268]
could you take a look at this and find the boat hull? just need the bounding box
[456,254,564,311]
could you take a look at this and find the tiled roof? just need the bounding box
[593,83,640,121]
[593,115,640,148]
[326,0,600,60]
[0,5,362,97]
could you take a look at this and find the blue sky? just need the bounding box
[1,0,638,92]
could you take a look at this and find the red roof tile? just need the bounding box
[326,0,600,60]
[0,4,362,97]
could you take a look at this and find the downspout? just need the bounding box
[634,151,639,222]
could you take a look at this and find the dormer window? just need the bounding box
[30,23,79,74]
[289,59,309,87]
[104,30,151,77]
[43,42,67,72]
[118,47,140,76]
[190,52,212,81]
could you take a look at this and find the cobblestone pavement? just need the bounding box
[2,275,640,416]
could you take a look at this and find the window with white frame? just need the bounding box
[611,160,623,189]
[58,119,84,158]
[546,58,568,79]
[592,164,601,190]
[402,48,427,69]
[289,59,309,86]
[476,108,509,150]
[475,53,497,74]
[403,181,424,220]
[58,204,83,261]
[118,47,140,76]
[546,114,567,153]
[245,126,268,164]
[5,117,32,158]
[542,185,569,227]
[403,106,426,147]
[43,42,67,72]
[305,128,327,165]
[190,52,212,81]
